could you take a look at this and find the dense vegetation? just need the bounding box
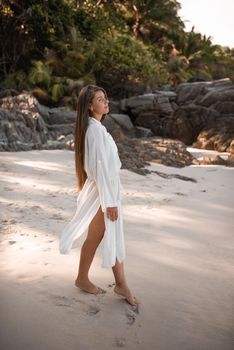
[1,0,233,106]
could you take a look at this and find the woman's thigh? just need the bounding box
[86,205,105,242]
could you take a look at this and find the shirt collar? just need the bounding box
[88,116,101,124]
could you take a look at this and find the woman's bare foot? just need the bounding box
[75,278,106,295]
[113,284,139,306]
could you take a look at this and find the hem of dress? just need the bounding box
[101,255,125,269]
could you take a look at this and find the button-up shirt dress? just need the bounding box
[59,116,126,268]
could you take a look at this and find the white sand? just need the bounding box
[0,149,233,350]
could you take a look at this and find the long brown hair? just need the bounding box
[75,84,108,192]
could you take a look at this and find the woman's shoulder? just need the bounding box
[86,118,106,139]
[88,117,107,130]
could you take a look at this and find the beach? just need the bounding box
[0,149,233,350]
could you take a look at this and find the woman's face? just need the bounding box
[89,90,109,118]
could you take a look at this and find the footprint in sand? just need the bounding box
[31,205,42,210]
[49,294,72,307]
[115,337,126,348]
[174,192,186,196]
[86,305,100,315]
[158,198,173,206]
[55,302,71,307]
[162,198,172,203]
[125,309,137,325]
[108,282,116,288]
[72,297,83,304]
[2,219,17,225]
[8,240,16,245]
[3,187,14,191]
[50,214,65,221]
[49,294,101,314]
[125,304,139,325]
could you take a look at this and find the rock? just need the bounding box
[109,113,134,130]
[175,78,233,106]
[199,155,228,166]
[47,123,74,137]
[175,82,208,105]
[102,115,127,141]
[120,92,173,116]
[226,139,234,166]
[120,79,234,152]
[47,107,76,125]
[213,102,234,115]
[192,118,234,152]
[0,93,77,151]
[120,93,154,113]
[109,100,121,114]
[135,126,153,138]
[173,80,234,151]
[228,139,234,156]
[187,77,207,83]
[154,90,177,101]
[199,86,234,108]
[117,137,197,172]
[119,93,174,138]
[1,88,233,170]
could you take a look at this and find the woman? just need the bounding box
[59,85,139,306]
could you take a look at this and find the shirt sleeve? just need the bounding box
[84,124,120,212]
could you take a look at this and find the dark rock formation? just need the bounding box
[119,79,234,153]
[0,93,75,151]
[174,79,234,152]
[1,80,233,170]
[0,92,198,173]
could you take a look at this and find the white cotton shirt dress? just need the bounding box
[59,116,126,268]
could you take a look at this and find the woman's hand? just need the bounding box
[106,207,118,221]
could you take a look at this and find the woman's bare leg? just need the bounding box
[75,206,105,294]
[112,258,139,306]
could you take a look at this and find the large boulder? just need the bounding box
[120,92,174,137]
[173,79,234,151]
[0,92,75,151]
[175,78,233,106]
[193,120,234,152]
[121,92,174,117]
[109,113,134,131]
[119,79,234,152]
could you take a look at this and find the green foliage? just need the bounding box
[3,70,30,90]
[86,31,169,96]
[1,0,233,105]
[22,0,73,51]
[51,83,65,102]
[28,61,52,88]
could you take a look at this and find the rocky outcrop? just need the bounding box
[0,92,198,173]
[1,80,233,171]
[0,93,75,151]
[102,116,197,172]
[120,92,175,137]
[173,79,234,152]
[119,79,234,153]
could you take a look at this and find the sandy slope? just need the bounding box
[0,149,233,350]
